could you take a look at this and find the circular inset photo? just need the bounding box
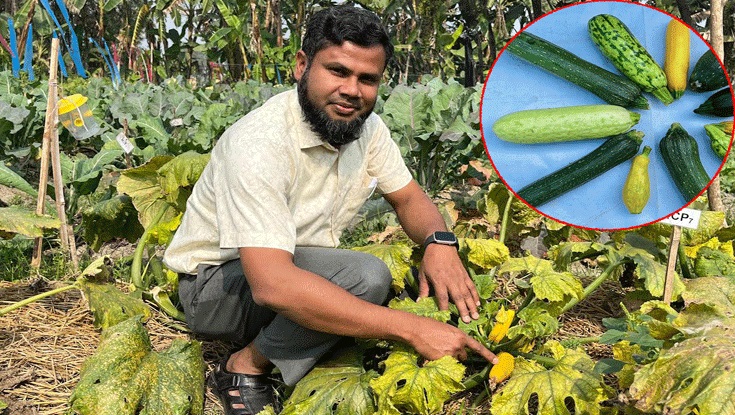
[481,0,734,231]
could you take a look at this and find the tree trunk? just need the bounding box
[707,0,725,213]
[250,0,267,82]
[674,0,693,26]
[17,0,37,61]
[531,0,543,20]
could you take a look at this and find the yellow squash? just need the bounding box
[622,146,652,214]
[489,352,515,385]
[488,307,515,344]
[664,19,690,99]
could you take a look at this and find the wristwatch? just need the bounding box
[423,231,459,250]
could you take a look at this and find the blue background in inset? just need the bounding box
[481,1,730,230]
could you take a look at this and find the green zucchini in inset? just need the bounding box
[689,50,729,92]
[506,31,649,109]
[693,87,734,117]
[517,130,644,207]
[588,14,674,105]
[659,123,712,202]
[492,104,640,144]
[704,121,733,158]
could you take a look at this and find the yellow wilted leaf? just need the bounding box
[489,352,515,386]
[489,307,515,343]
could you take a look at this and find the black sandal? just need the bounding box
[208,358,281,415]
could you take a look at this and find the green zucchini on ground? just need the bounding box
[693,87,734,117]
[659,123,712,202]
[492,104,641,144]
[506,31,649,109]
[689,50,729,92]
[588,14,674,105]
[517,130,644,207]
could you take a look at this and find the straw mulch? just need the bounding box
[0,279,230,415]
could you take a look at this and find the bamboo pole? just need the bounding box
[31,37,60,269]
[50,105,79,268]
[663,226,682,304]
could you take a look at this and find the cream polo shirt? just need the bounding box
[163,89,413,274]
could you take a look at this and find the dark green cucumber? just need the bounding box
[588,14,674,105]
[506,31,649,109]
[517,130,644,207]
[693,87,734,117]
[689,50,729,92]
[659,123,711,202]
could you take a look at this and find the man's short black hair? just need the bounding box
[301,5,393,68]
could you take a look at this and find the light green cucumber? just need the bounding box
[588,14,674,105]
[492,104,641,144]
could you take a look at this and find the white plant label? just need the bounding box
[116,132,135,154]
[661,208,701,229]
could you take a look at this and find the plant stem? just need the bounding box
[0,283,78,316]
[131,204,170,290]
[561,260,622,313]
[560,336,601,347]
[517,352,558,368]
[498,190,513,244]
[462,364,491,390]
[470,387,490,409]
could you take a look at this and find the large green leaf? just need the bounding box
[681,276,735,316]
[0,163,37,197]
[546,241,608,271]
[130,116,171,149]
[387,297,451,323]
[629,326,735,414]
[82,195,145,251]
[461,238,509,271]
[490,341,613,415]
[117,156,175,228]
[156,151,210,208]
[0,100,30,134]
[694,247,735,278]
[80,282,152,329]
[351,244,414,293]
[614,244,685,299]
[498,256,583,304]
[0,206,59,239]
[281,347,378,415]
[69,317,205,415]
[507,302,560,340]
[62,148,124,195]
[369,346,465,415]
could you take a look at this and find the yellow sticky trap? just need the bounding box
[58,94,100,140]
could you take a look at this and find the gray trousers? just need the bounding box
[178,247,392,386]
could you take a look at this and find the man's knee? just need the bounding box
[349,254,392,304]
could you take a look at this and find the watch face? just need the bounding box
[434,231,457,243]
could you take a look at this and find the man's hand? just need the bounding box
[409,314,498,364]
[419,243,481,323]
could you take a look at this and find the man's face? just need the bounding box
[294,41,386,147]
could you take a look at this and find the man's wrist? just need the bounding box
[423,231,459,250]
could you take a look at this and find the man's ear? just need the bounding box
[294,50,308,81]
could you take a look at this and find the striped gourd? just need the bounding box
[588,14,674,105]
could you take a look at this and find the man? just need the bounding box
[163,5,497,414]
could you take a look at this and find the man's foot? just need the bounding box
[208,358,281,415]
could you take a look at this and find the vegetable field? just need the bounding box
[1,68,735,414]
[2,0,735,414]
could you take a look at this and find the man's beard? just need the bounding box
[297,68,371,147]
